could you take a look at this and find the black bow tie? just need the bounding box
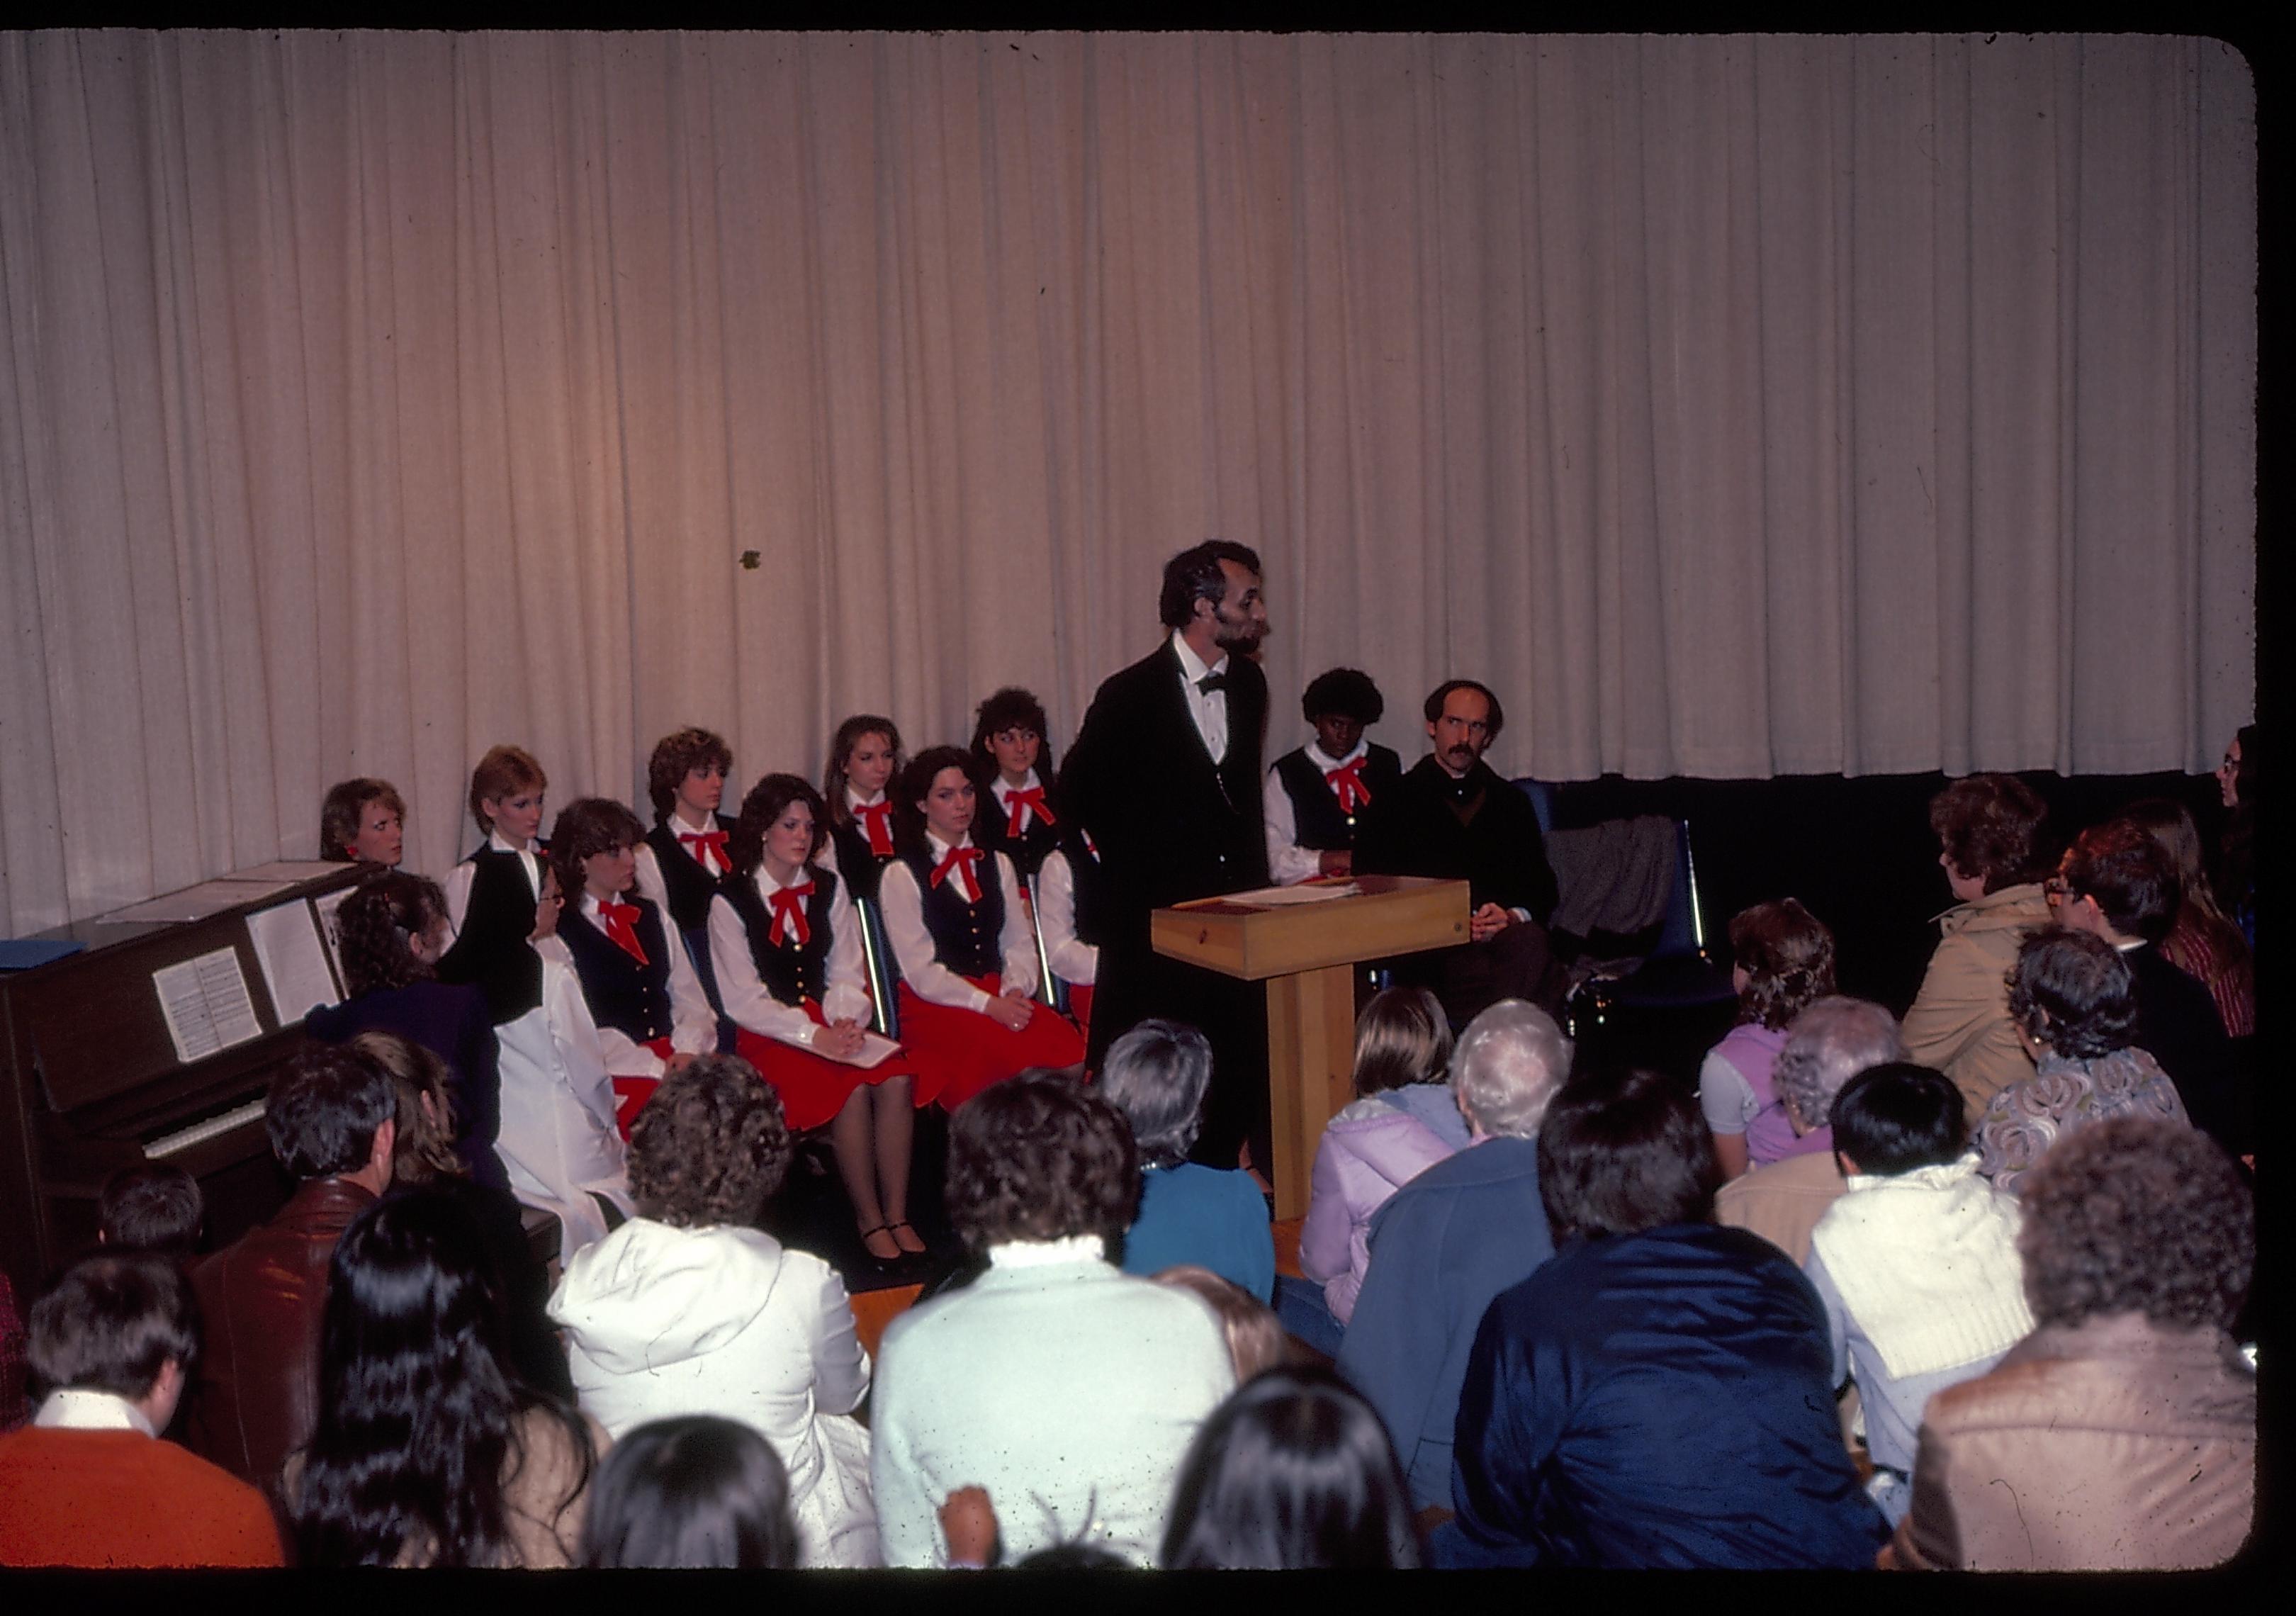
[1196,672,1228,695]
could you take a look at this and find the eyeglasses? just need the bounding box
[2042,875,2072,904]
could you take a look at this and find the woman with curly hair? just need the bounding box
[305,872,507,1191]
[969,686,1063,878]
[1699,898,1837,1179]
[286,1191,605,1566]
[548,1055,879,1567]
[1972,929,2188,1195]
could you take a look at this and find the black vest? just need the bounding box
[899,843,1003,980]
[722,868,839,1006]
[829,819,897,903]
[436,846,544,1025]
[977,783,1062,878]
[1272,744,1404,851]
[557,894,677,1044]
[645,815,736,933]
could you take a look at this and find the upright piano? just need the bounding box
[0,862,366,1302]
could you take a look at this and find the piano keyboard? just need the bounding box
[146,1096,269,1160]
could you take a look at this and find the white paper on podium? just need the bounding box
[1215,882,1361,907]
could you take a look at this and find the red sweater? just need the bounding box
[0,1426,283,1567]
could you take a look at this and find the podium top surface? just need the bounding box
[1152,875,1469,981]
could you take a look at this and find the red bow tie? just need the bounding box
[854,800,896,858]
[1003,785,1057,837]
[767,882,814,948]
[678,827,731,876]
[597,900,649,966]
[930,844,986,903]
[1325,756,1373,814]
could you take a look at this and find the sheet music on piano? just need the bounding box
[152,948,264,1065]
[247,897,342,1026]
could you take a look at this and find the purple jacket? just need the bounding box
[1298,1091,1462,1323]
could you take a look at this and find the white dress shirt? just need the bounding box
[1171,629,1230,763]
[876,834,1037,1013]
[34,1388,154,1435]
[1264,736,1369,886]
[444,829,543,937]
[577,890,717,1077]
[1035,847,1098,985]
[708,863,874,1046]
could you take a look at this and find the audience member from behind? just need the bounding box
[1902,774,2054,1121]
[2122,796,2254,1038]
[306,869,507,1189]
[2054,820,2246,1160]
[1890,1118,2254,1570]
[1441,1067,1884,1568]
[581,1415,799,1569]
[548,1055,877,1567]
[870,1070,1233,1566]
[1103,1019,1276,1301]
[320,776,406,865]
[1338,1000,1568,1510]
[1975,930,2188,1194]
[180,1042,397,1490]
[286,1190,605,1566]
[1701,898,1838,1179]
[1287,987,1466,1354]
[0,1254,281,1566]
[1806,1064,2033,1524]
[96,1162,203,1261]
[1161,1367,1421,1569]
[358,1029,570,1396]
[1152,1266,1290,1382]
[1716,997,1906,1264]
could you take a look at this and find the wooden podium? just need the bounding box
[1152,875,1469,1219]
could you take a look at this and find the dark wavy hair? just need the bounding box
[292,1191,594,1567]
[267,1042,396,1182]
[821,714,905,829]
[2007,928,2140,1060]
[334,870,449,997]
[1929,773,2051,894]
[28,1253,199,1401]
[971,686,1059,782]
[626,1055,792,1228]
[97,1162,203,1259]
[1727,898,1837,1030]
[467,744,546,836]
[351,1031,466,1187]
[2019,1116,2253,1332]
[2062,819,2181,944]
[581,1415,797,1569]
[895,746,980,851]
[546,797,647,904]
[1301,667,1384,726]
[1158,539,1264,631]
[1828,1062,1966,1176]
[320,778,405,863]
[1422,678,1506,742]
[726,773,828,880]
[1161,1367,1421,1569]
[1538,1067,1718,1242]
[646,727,733,824]
[946,1068,1137,1251]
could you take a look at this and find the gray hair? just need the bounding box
[1451,1000,1572,1140]
[1773,997,1906,1133]
[1099,1019,1213,1168]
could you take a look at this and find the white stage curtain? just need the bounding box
[0,31,2254,933]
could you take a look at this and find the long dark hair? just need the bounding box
[334,871,448,997]
[726,773,828,880]
[580,1415,798,1569]
[821,714,904,829]
[291,1191,594,1567]
[894,746,979,855]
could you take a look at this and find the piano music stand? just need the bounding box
[1152,875,1468,1221]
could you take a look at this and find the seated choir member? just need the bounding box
[1887,1117,2254,1571]
[96,1162,203,1262]
[549,1057,878,1567]
[1701,898,1838,1181]
[818,714,906,902]
[437,744,551,1025]
[2122,797,2255,1038]
[1974,928,2188,1195]
[1714,996,1906,1265]
[1032,826,1102,1031]
[1098,1020,1276,1301]
[1264,667,1402,885]
[1805,1064,2034,1525]
[0,1255,281,1568]
[708,773,934,1262]
[1439,1067,1886,1569]
[305,870,507,1189]
[969,686,1062,878]
[580,1415,801,1570]
[548,797,716,1133]
[870,1071,1234,1566]
[632,725,738,1013]
[319,776,406,865]
[876,747,1086,1111]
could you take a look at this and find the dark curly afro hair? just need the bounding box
[626,1055,792,1230]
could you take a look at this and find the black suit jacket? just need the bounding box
[1354,757,1559,926]
[2125,942,2249,1159]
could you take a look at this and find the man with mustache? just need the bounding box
[1354,680,1565,1026]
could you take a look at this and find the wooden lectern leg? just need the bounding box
[1264,964,1360,1222]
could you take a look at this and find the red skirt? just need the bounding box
[1064,982,1094,1039]
[896,975,1088,1112]
[733,1001,935,1131]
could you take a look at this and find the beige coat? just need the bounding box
[1713,1149,1845,1268]
[1901,882,2052,1121]
[1893,1313,2254,1571]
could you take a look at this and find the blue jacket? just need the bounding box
[1441,1221,1888,1568]
[1119,1162,1276,1301]
[1336,1135,1553,1508]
